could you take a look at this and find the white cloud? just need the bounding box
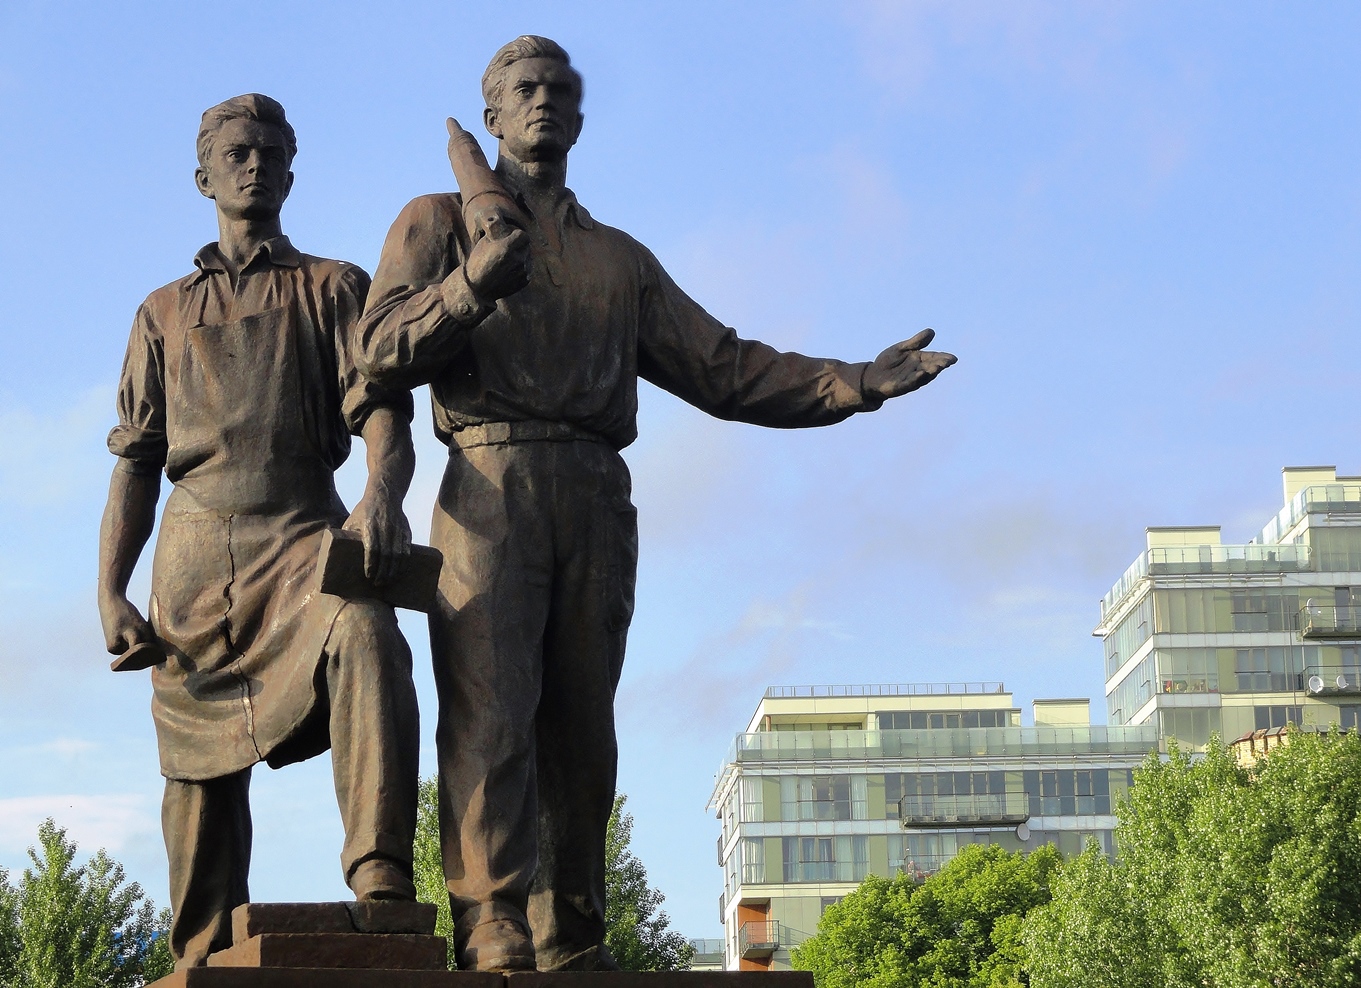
[0,385,113,508]
[0,793,155,859]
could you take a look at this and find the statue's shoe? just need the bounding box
[350,859,417,902]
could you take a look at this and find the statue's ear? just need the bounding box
[194,166,215,201]
[484,106,503,140]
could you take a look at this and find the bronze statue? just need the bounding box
[97,95,422,971]
[357,37,956,973]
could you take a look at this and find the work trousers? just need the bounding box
[162,599,419,968]
[431,436,638,970]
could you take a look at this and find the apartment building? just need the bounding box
[1099,466,1361,750]
[707,684,1156,970]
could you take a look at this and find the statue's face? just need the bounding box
[487,57,583,163]
[195,117,293,220]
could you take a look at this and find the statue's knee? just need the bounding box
[328,601,409,670]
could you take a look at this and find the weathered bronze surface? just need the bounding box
[356,36,956,974]
[98,94,423,971]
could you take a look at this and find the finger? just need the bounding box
[446,117,464,138]
[363,530,379,581]
[903,328,935,350]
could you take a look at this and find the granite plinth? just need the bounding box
[151,972,814,988]
[509,974,813,988]
[209,933,446,969]
[150,970,496,987]
[232,901,438,939]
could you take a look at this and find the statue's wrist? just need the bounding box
[441,267,497,324]
[858,363,886,411]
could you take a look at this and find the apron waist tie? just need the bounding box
[448,419,609,450]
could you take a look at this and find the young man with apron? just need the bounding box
[97,94,421,970]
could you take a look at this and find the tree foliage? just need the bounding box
[604,794,694,971]
[793,842,1062,988]
[412,782,692,971]
[1026,730,1361,988]
[0,818,171,988]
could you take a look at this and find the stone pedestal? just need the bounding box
[147,905,814,988]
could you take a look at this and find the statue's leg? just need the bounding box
[162,768,252,969]
[430,441,553,971]
[323,598,420,898]
[529,442,637,971]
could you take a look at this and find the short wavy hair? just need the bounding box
[481,36,582,113]
[196,94,297,168]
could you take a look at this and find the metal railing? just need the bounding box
[1305,665,1361,694]
[738,921,781,958]
[1299,603,1361,639]
[898,792,1030,827]
[764,683,1005,699]
[895,854,954,879]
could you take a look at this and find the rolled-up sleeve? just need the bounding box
[333,264,414,434]
[635,247,876,428]
[355,194,491,390]
[107,303,167,472]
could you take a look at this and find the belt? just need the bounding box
[448,419,609,450]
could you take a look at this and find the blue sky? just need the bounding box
[1,0,1359,940]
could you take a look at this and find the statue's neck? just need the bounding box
[496,154,568,209]
[215,212,283,282]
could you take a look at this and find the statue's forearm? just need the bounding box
[98,460,160,602]
[359,407,415,507]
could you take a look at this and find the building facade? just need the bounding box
[1099,466,1361,751]
[707,684,1157,971]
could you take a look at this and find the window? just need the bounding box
[1105,594,1154,678]
[1158,707,1221,750]
[1023,769,1113,817]
[1234,648,1303,693]
[877,710,1011,730]
[781,835,868,883]
[740,776,764,823]
[1254,705,1301,731]
[781,776,852,820]
[1341,706,1361,731]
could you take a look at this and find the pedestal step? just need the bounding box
[152,968,814,988]
[232,901,438,939]
[209,933,447,970]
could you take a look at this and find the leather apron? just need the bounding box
[149,276,348,781]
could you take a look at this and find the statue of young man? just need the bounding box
[357,37,956,973]
[97,94,421,970]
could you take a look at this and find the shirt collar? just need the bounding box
[192,235,302,276]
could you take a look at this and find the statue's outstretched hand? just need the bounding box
[862,329,957,402]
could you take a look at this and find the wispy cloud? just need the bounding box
[0,385,113,509]
[0,793,155,858]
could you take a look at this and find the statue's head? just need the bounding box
[194,94,296,220]
[481,36,584,164]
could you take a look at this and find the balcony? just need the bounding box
[1305,665,1361,695]
[1299,603,1361,640]
[1101,543,1313,623]
[688,938,725,968]
[764,683,1004,699]
[738,921,781,959]
[895,854,954,880]
[898,792,1030,828]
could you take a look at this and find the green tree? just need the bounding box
[1026,731,1361,988]
[412,782,692,971]
[604,794,694,971]
[793,842,1062,988]
[412,775,457,969]
[0,818,172,988]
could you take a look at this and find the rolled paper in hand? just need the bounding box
[446,117,528,243]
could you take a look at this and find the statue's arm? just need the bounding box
[355,195,528,389]
[97,459,160,654]
[99,303,166,654]
[637,250,954,426]
[343,408,415,586]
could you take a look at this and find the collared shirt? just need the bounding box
[109,236,413,478]
[358,189,877,451]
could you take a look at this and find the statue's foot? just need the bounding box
[350,858,417,902]
[458,918,536,972]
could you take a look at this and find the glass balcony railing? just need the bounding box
[1305,665,1361,694]
[1299,603,1361,639]
[688,939,725,966]
[1256,484,1361,547]
[724,726,1158,769]
[782,860,869,884]
[895,854,953,880]
[898,792,1030,827]
[1101,544,1313,621]
[764,683,1005,699]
